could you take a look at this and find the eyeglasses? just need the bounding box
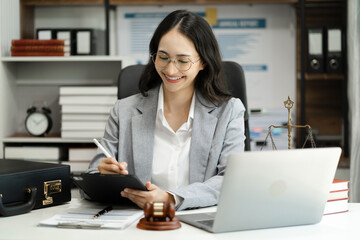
[151,52,201,72]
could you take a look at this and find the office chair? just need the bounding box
[117,61,250,151]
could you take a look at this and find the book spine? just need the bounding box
[62,114,109,121]
[11,52,68,56]
[5,146,61,160]
[62,121,107,130]
[11,45,67,52]
[11,39,65,46]
[330,179,349,192]
[61,105,113,114]
[68,147,97,161]
[59,86,118,95]
[323,198,349,215]
[61,130,104,139]
[61,161,90,172]
[59,95,118,105]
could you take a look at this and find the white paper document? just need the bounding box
[39,207,143,230]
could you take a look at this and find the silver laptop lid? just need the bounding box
[212,147,341,233]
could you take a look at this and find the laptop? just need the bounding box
[177,147,342,233]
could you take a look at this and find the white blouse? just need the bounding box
[151,85,195,205]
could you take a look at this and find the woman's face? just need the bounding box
[154,27,204,96]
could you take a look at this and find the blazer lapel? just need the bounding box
[132,88,158,183]
[189,94,218,183]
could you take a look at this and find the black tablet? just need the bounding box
[72,173,147,204]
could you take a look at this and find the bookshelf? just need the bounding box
[2,133,96,172]
[296,0,348,166]
[1,55,132,62]
[3,133,92,143]
[0,1,137,162]
[0,54,132,161]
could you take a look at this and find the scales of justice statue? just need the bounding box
[261,96,316,150]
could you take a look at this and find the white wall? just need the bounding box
[0,0,20,157]
[116,4,296,110]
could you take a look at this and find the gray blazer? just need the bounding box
[88,86,246,210]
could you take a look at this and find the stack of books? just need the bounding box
[59,86,118,139]
[61,147,97,173]
[324,179,349,215]
[11,39,70,56]
[4,146,61,163]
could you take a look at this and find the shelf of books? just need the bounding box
[1,85,119,173]
[2,134,93,143]
[1,55,136,63]
[2,136,97,174]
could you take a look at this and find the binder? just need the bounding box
[36,28,94,55]
[326,27,343,74]
[56,29,72,48]
[307,28,324,73]
[74,29,93,55]
[36,29,54,40]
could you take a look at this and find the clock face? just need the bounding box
[25,112,49,136]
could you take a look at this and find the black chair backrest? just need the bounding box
[117,61,250,151]
[222,61,250,151]
[117,65,145,99]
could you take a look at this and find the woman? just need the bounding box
[88,10,246,211]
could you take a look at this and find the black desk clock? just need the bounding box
[25,106,52,136]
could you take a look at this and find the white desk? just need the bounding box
[1,192,359,240]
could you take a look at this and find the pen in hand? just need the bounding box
[93,138,128,174]
[93,138,113,159]
[93,206,113,219]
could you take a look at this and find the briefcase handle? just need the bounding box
[0,187,37,217]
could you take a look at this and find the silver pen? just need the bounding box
[93,138,113,158]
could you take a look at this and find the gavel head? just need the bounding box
[144,202,176,221]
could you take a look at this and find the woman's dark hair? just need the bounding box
[139,10,231,105]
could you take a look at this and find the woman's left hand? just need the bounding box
[121,182,175,209]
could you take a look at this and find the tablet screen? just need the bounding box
[72,173,147,204]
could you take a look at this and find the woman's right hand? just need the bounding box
[97,157,128,175]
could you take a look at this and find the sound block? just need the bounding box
[137,217,181,231]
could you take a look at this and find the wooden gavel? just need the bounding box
[137,201,181,230]
[144,202,176,221]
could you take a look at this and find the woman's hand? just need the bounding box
[121,182,175,209]
[97,157,128,175]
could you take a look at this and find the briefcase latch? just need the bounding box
[43,180,62,205]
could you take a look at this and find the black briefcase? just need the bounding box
[0,159,71,217]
